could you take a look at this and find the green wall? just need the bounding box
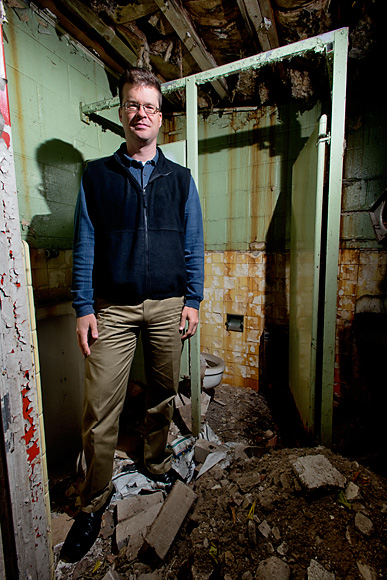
[5,3,386,254]
[341,103,387,249]
[4,5,122,250]
[163,104,322,251]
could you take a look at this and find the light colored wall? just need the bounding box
[163,107,320,389]
[6,3,387,400]
[163,102,387,394]
[163,105,321,250]
[3,5,122,477]
[4,4,122,250]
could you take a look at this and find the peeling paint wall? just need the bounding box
[0,18,51,577]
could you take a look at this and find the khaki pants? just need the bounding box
[80,296,184,511]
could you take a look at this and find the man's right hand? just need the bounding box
[76,314,98,358]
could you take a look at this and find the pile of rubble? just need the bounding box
[51,386,387,579]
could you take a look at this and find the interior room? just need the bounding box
[0,0,386,578]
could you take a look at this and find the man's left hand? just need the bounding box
[179,306,199,340]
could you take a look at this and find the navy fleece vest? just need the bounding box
[83,147,191,305]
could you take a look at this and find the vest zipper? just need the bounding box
[142,185,150,295]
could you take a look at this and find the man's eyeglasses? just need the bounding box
[122,101,160,115]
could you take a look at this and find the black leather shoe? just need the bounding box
[60,493,113,563]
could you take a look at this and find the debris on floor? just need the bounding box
[51,385,387,579]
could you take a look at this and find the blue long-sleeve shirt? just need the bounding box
[72,148,204,317]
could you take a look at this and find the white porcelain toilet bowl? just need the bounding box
[200,352,225,390]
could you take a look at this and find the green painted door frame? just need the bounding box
[81,28,348,443]
[167,28,348,443]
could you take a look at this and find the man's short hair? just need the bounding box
[119,67,162,108]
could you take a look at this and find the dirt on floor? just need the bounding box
[51,385,387,580]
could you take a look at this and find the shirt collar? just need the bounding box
[123,148,159,168]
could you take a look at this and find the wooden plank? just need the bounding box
[154,0,228,100]
[257,0,281,48]
[237,0,280,51]
[61,0,138,66]
[33,0,125,74]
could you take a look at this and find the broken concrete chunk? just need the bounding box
[355,512,374,536]
[142,479,197,561]
[258,489,275,511]
[277,542,288,556]
[247,519,257,545]
[357,561,377,580]
[50,512,74,547]
[292,454,346,491]
[272,526,281,541]
[194,439,224,464]
[101,510,115,539]
[258,519,271,539]
[255,556,290,580]
[101,569,124,580]
[115,493,164,553]
[307,559,335,580]
[191,567,212,580]
[137,571,163,580]
[116,491,164,523]
[345,481,360,502]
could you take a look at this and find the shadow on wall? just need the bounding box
[28,139,84,250]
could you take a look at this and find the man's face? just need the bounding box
[119,83,162,151]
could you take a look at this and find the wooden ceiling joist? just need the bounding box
[237,0,280,52]
[154,0,228,100]
[31,0,125,74]
[60,0,138,67]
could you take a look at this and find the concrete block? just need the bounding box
[50,512,74,547]
[292,454,346,491]
[355,512,374,536]
[115,493,164,554]
[255,556,290,580]
[194,439,224,464]
[307,560,335,580]
[345,481,360,501]
[116,492,163,523]
[142,479,197,561]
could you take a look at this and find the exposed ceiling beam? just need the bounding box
[237,0,280,51]
[154,0,228,100]
[33,0,126,74]
[59,0,138,67]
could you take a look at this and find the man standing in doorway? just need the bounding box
[60,67,204,563]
